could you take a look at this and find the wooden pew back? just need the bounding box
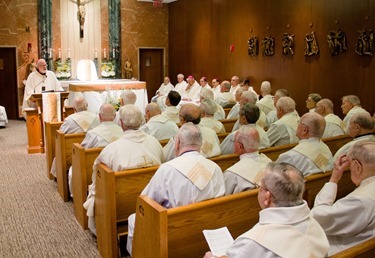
[323,134,352,155]
[44,121,63,179]
[95,163,160,258]
[133,190,260,258]
[55,130,85,201]
[72,143,103,229]
[219,118,237,132]
[329,237,375,258]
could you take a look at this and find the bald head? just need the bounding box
[73,96,88,112]
[298,112,326,139]
[260,81,272,96]
[99,103,116,122]
[179,103,201,125]
[315,98,334,117]
[120,90,137,106]
[145,102,161,121]
[234,126,260,154]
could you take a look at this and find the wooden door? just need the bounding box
[0,47,18,119]
[139,48,164,103]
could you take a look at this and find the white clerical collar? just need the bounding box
[239,151,260,160]
[259,201,310,225]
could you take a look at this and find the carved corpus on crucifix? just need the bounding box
[77,0,86,38]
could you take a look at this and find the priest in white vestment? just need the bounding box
[114,90,137,126]
[199,76,212,90]
[180,75,201,102]
[163,103,221,162]
[224,126,272,195]
[265,89,290,129]
[226,87,247,119]
[305,93,322,113]
[205,162,329,258]
[341,95,370,132]
[200,88,225,120]
[161,90,181,124]
[211,78,221,99]
[221,103,270,154]
[312,140,375,256]
[199,99,226,133]
[127,123,225,255]
[83,104,163,235]
[0,106,8,126]
[215,80,236,108]
[277,112,333,177]
[22,59,63,117]
[151,76,174,111]
[173,73,188,95]
[267,97,299,146]
[68,103,123,196]
[229,75,241,95]
[334,113,375,160]
[315,98,346,138]
[256,81,275,115]
[140,103,179,140]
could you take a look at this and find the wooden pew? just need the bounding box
[95,163,160,258]
[329,237,375,258]
[71,143,103,229]
[223,107,231,117]
[133,190,260,258]
[323,134,351,155]
[44,121,63,180]
[217,132,229,143]
[55,130,86,201]
[219,118,238,133]
[159,139,169,147]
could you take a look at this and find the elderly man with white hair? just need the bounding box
[256,81,275,115]
[174,73,188,95]
[151,76,174,111]
[267,96,299,146]
[315,98,346,138]
[231,90,267,131]
[140,102,179,140]
[312,140,375,255]
[205,162,329,258]
[229,75,241,95]
[200,87,225,120]
[223,126,272,195]
[83,104,163,235]
[127,122,225,255]
[277,112,333,177]
[199,99,226,133]
[215,80,236,108]
[341,95,370,131]
[265,89,293,129]
[226,86,247,119]
[114,90,137,125]
[333,112,375,160]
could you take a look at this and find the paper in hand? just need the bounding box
[203,226,234,256]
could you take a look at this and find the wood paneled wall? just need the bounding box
[169,0,375,117]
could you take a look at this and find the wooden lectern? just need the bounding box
[25,92,69,154]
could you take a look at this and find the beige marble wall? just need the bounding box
[121,0,169,78]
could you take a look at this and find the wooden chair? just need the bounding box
[71,143,103,229]
[44,121,63,180]
[55,130,85,201]
[95,163,160,258]
[133,190,261,258]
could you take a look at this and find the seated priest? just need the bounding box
[315,98,346,138]
[223,126,272,195]
[341,95,370,132]
[256,81,275,115]
[205,162,329,258]
[161,90,181,124]
[151,76,174,111]
[277,112,333,177]
[83,104,163,235]
[127,123,225,256]
[199,99,226,134]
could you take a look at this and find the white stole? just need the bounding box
[293,139,331,172]
[348,177,375,201]
[325,113,346,132]
[72,111,96,132]
[167,154,215,190]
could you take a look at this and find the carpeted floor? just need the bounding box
[0,120,100,257]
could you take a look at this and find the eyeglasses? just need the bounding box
[250,181,277,200]
[298,120,308,127]
[347,155,363,166]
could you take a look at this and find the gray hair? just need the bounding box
[262,162,305,207]
[260,81,272,94]
[119,104,143,129]
[120,90,137,105]
[276,96,296,113]
[240,103,260,123]
[221,81,231,91]
[235,126,260,151]
[350,113,374,130]
[274,89,290,98]
[308,93,322,103]
[177,73,184,79]
[73,96,88,112]
[348,140,375,170]
[302,112,326,138]
[240,91,258,104]
[319,98,334,112]
[200,99,217,116]
[99,103,116,121]
[200,87,214,100]
[342,95,361,106]
[177,122,202,148]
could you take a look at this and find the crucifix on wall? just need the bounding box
[77,0,86,38]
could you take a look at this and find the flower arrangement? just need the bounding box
[103,88,121,111]
[55,58,71,80]
[101,60,116,78]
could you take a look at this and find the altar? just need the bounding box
[61,79,148,113]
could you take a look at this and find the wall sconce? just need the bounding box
[25,25,30,33]
[27,43,32,53]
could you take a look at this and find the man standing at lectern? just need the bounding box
[22,59,63,117]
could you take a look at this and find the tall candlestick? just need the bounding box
[95,49,98,58]
[104,48,106,59]
[113,48,115,58]
[67,48,71,58]
[49,48,52,58]
[58,48,61,58]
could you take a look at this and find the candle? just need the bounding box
[113,48,115,58]
[58,48,61,58]
[104,48,106,58]
[67,48,71,58]
[49,48,52,58]
[95,49,98,58]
